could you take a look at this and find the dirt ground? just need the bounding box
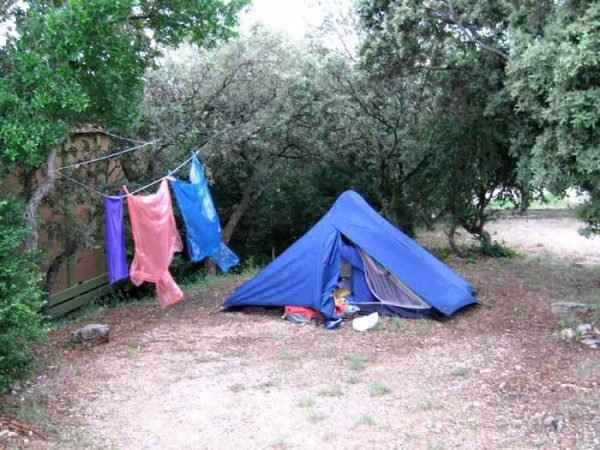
[2,213,599,450]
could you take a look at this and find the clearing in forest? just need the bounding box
[2,213,599,450]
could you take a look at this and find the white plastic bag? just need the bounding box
[352,312,379,332]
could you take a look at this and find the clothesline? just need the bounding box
[56,127,236,199]
[53,138,162,172]
[90,127,151,145]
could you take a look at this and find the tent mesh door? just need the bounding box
[359,248,430,309]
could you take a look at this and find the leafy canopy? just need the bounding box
[0,0,249,173]
[507,2,600,234]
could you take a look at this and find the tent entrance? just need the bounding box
[358,248,430,310]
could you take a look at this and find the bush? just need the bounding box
[0,199,47,394]
[479,232,516,258]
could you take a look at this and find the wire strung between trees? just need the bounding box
[89,127,151,145]
[56,171,109,197]
[56,127,237,199]
[53,138,162,172]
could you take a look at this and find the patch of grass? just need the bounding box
[478,237,517,258]
[369,383,392,396]
[417,398,434,410]
[308,409,327,423]
[297,396,314,408]
[180,272,229,291]
[531,438,544,448]
[347,373,360,384]
[357,415,375,425]
[466,418,479,430]
[451,366,468,378]
[51,304,108,329]
[347,354,367,371]
[278,347,292,360]
[126,339,141,358]
[51,290,150,330]
[11,392,61,434]
[318,384,343,397]
[429,246,453,262]
[415,319,429,334]
[275,360,289,374]
[427,440,445,450]
[391,317,407,331]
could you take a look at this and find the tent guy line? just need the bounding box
[54,126,239,199]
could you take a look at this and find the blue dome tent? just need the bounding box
[224,191,477,319]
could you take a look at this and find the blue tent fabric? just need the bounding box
[340,242,375,302]
[224,190,477,318]
[170,155,239,272]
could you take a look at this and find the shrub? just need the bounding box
[478,232,516,258]
[0,199,47,394]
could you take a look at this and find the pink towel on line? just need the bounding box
[123,179,184,307]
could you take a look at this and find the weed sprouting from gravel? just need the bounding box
[347,355,367,371]
[369,383,392,396]
[298,396,314,408]
[357,415,375,425]
[318,385,343,397]
[451,366,468,377]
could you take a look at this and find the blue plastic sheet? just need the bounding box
[171,155,239,272]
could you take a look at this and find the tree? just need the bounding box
[507,1,600,235]
[0,199,46,394]
[133,29,329,252]
[0,0,249,250]
[0,0,248,387]
[356,0,520,252]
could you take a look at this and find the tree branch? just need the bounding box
[24,145,60,251]
[425,1,509,61]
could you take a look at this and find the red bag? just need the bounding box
[284,306,324,324]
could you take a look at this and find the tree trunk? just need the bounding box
[222,183,254,244]
[519,186,530,216]
[446,221,467,258]
[204,183,255,275]
[24,147,58,251]
[42,242,78,315]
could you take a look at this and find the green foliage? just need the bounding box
[0,0,248,172]
[451,366,468,378]
[0,0,249,301]
[507,2,600,234]
[390,317,406,331]
[357,415,375,425]
[297,396,314,408]
[347,355,367,371]
[577,195,600,237]
[357,0,520,248]
[0,200,47,394]
[369,383,392,396]
[478,233,517,258]
[307,409,327,423]
[317,384,344,397]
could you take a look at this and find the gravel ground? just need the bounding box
[2,214,599,450]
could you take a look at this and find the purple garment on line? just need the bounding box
[105,192,129,284]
